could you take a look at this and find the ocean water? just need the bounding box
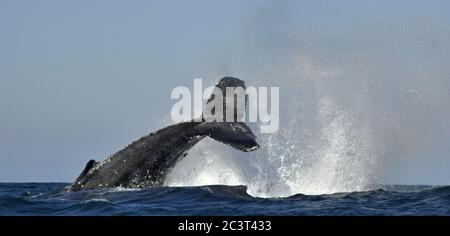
[0,183,448,216]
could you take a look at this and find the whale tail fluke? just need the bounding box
[202,77,247,123]
[195,121,259,152]
[197,77,259,152]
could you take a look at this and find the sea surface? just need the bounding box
[0,183,449,215]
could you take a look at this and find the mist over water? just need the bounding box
[166,1,450,197]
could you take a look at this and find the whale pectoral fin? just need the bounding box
[75,159,97,181]
[196,122,260,152]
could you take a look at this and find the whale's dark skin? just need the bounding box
[70,77,259,191]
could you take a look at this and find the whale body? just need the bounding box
[70,77,259,191]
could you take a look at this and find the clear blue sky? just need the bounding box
[1,0,450,184]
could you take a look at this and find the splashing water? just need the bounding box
[166,2,450,198]
[165,66,377,197]
[165,51,449,198]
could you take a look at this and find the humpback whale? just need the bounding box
[70,77,259,191]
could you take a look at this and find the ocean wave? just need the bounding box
[0,183,449,216]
